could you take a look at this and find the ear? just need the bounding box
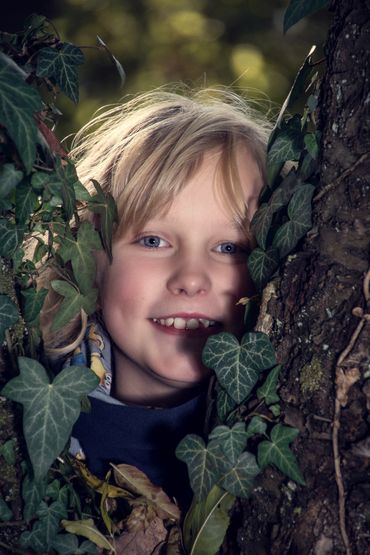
[94,249,109,287]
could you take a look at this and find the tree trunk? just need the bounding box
[230,1,370,554]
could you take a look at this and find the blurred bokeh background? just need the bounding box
[3,0,330,140]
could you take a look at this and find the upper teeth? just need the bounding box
[152,317,216,329]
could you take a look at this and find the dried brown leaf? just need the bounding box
[336,367,360,407]
[115,516,167,555]
[112,463,180,521]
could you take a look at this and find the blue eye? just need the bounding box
[216,242,239,254]
[139,235,167,248]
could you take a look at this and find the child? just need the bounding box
[42,88,270,504]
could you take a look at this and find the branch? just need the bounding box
[314,152,370,202]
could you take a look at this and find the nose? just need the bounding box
[166,255,212,297]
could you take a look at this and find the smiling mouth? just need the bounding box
[151,317,217,330]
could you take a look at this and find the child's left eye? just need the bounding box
[215,242,241,254]
[138,235,168,248]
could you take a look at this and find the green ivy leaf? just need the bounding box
[0,438,17,465]
[36,43,84,103]
[183,485,234,555]
[0,219,23,258]
[56,221,102,294]
[0,495,13,521]
[215,384,237,423]
[246,416,267,438]
[0,163,23,198]
[209,423,247,465]
[267,116,303,185]
[0,54,43,172]
[88,179,118,262]
[247,247,279,291]
[269,404,281,416]
[21,499,67,550]
[0,294,18,343]
[218,451,260,498]
[54,159,77,220]
[203,332,276,404]
[284,0,328,33]
[21,287,48,326]
[52,533,98,555]
[46,479,61,501]
[257,424,305,485]
[272,184,315,257]
[304,133,319,159]
[15,181,38,224]
[250,204,272,250]
[1,357,99,480]
[22,475,46,522]
[50,280,97,331]
[257,365,282,406]
[176,435,228,501]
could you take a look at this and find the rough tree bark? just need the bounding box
[228,1,370,554]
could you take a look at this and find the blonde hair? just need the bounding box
[42,87,271,353]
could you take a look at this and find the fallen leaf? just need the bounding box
[115,516,167,555]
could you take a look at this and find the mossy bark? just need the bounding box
[227,1,370,554]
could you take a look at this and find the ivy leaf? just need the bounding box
[21,499,67,550]
[209,423,247,465]
[267,116,303,185]
[54,159,77,220]
[21,287,48,326]
[215,384,237,423]
[183,485,234,555]
[61,519,115,552]
[0,219,24,258]
[0,438,17,465]
[0,294,18,343]
[22,475,46,522]
[52,533,98,555]
[0,163,23,198]
[0,495,13,521]
[304,133,319,159]
[218,451,260,498]
[270,404,281,416]
[250,204,272,250]
[247,247,279,290]
[272,184,315,257]
[56,221,102,294]
[284,0,328,33]
[88,179,118,262]
[36,43,84,103]
[1,357,99,480]
[246,416,267,438]
[176,435,228,501]
[203,332,276,404]
[257,424,305,485]
[257,365,282,406]
[15,181,38,224]
[50,280,97,331]
[0,54,43,172]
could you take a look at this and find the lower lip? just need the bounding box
[149,320,221,337]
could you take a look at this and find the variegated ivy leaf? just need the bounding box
[247,247,279,291]
[246,416,267,438]
[50,281,97,331]
[0,218,24,258]
[0,294,19,343]
[218,451,260,498]
[21,288,48,326]
[209,423,247,465]
[176,434,228,501]
[203,332,276,404]
[257,365,282,406]
[216,384,237,423]
[257,424,305,485]
[250,204,272,250]
[272,184,315,258]
[55,220,102,295]
[1,357,99,481]
[36,43,84,103]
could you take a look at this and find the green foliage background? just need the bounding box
[3,0,329,138]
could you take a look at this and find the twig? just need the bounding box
[314,152,369,202]
[332,268,370,555]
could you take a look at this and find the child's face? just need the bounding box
[95,145,262,406]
